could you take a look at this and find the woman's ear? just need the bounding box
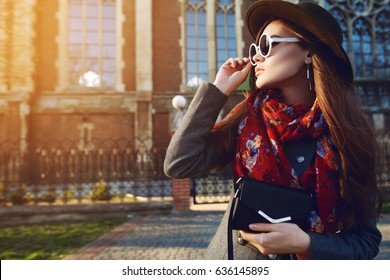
[305,52,312,64]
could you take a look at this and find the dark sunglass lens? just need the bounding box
[249,45,257,63]
[260,35,269,56]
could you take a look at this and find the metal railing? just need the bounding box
[0,138,171,206]
[191,168,233,204]
[1,131,389,206]
[354,80,390,111]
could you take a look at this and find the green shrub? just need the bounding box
[0,183,5,204]
[41,190,57,203]
[90,180,112,202]
[10,185,32,205]
[60,186,75,203]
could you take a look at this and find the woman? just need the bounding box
[164,0,382,259]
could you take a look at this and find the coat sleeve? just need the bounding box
[308,216,382,259]
[164,82,235,179]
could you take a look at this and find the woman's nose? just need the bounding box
[253,51,265,64]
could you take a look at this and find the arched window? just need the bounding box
[350,0,369,14]
[329,7,349,53]
[183,0,238,89]
[352,17,373,78]
[375,11,390,78]
[321,0,389,111]
[216,0,236,69]
[68,0,117,88]
[322,0,389,80]
[186,0,208,87]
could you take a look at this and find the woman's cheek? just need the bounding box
[256,60,302,88]
[256,48,305,88]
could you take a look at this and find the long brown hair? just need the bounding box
[212,19,382,229]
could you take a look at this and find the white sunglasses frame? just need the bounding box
[248,33,301,66]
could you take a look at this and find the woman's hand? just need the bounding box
[239,223,311,258]
[213,57,252,96]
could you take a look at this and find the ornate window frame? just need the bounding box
[179,0,243,92]
[216,0,237,71]
[317,0,390,110]
[320,0,389,80]
[56,0,125,93]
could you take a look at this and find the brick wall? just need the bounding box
[0,102,21,142]
[172,178,191,210]
[31,113,135,143]
[153,112,170,148]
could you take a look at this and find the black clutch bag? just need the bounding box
[231,177,313,233]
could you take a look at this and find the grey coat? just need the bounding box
[164,82,382,260]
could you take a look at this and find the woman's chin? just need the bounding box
[256,78,281,90]
[256,79,270,89]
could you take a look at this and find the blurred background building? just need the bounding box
[0,0,389,150]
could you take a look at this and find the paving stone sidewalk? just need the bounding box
[65,211,222,260]
[65,210,390,260]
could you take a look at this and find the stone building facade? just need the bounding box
[0,0,389,152]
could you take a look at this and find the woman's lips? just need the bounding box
[255,68,264,77]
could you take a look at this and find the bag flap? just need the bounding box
[237,177,312,222]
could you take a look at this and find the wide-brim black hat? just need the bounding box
[246,0,353,83]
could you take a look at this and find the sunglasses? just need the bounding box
[248,33,301,66]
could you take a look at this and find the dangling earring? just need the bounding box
[305,53,314,92]
[306,63,314,92]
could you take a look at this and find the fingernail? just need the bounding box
[249,224,257,229]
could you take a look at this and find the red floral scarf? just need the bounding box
[233,89,341,233]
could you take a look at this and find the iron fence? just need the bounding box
[354,80,390,110]
[191,168,233,204]
[0,138,171,206]
[1,132,390,207]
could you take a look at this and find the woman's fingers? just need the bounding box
[239,223,311,256]
[227,57,238,68]
[226,57,247,69]
[213,57,252,96]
